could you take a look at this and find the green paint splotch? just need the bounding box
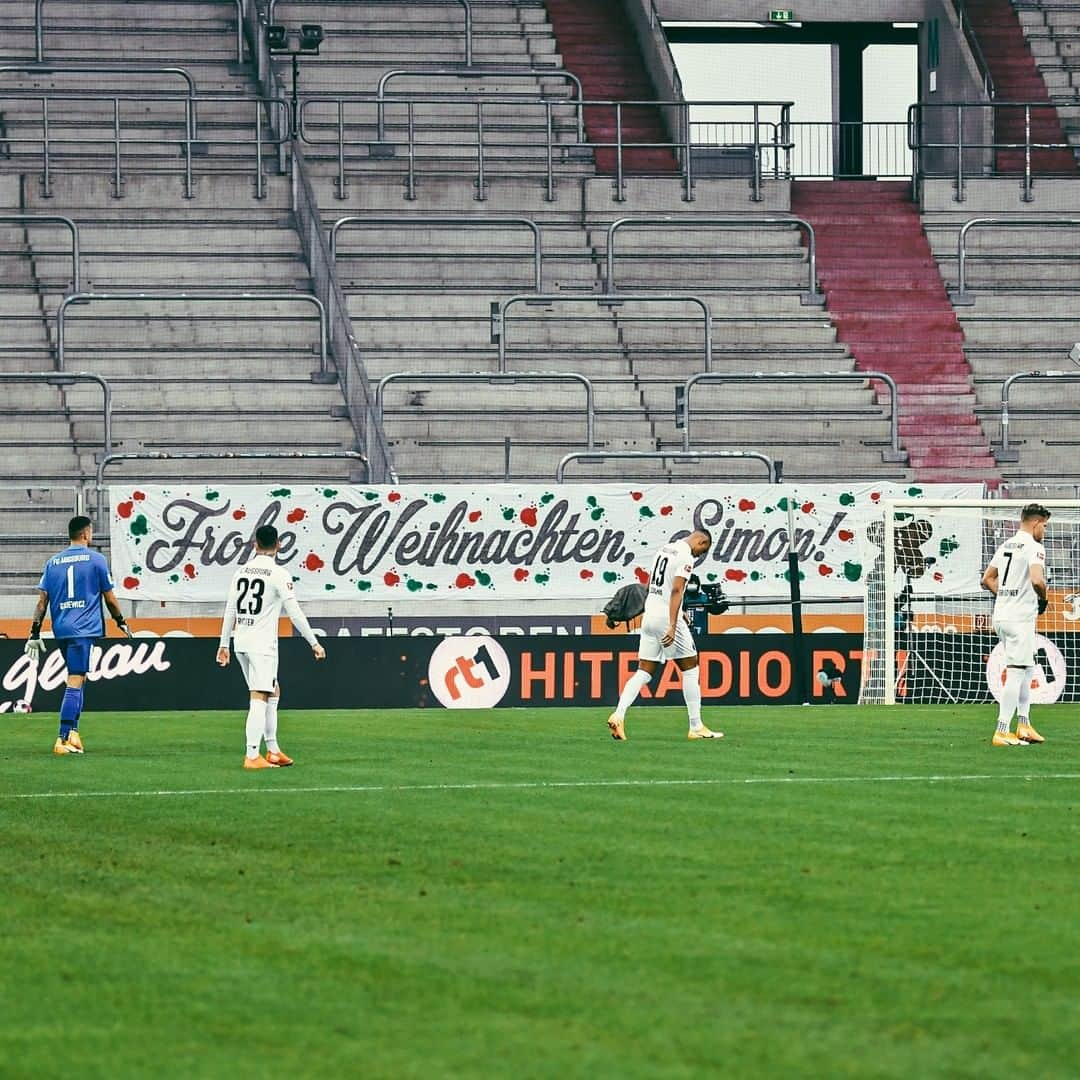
[839,492,855,507]
[540,492,555,505]
[843,561,863,582]
[603,571,618,583]
[638,506,655,519]
[324,584,336,591]
[322,488,338,498]
[357,580,372,592]
[535,573,550,585]
[130,515,148,537]
[939,536,959,557]
[406,579,424,593]
[205,490,220,502]
[501,507,515,521]
[270,488,291,498]
[907,486,923,497]
[476,571,492,587]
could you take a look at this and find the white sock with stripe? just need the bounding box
[1017,666,1033,725]
[246,699,267,758]
[264,695,280,753]
[683,666,703,729]
[996,668,1023,734]
[614,669,651,720]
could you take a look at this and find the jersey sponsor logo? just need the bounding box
[428,636,511,708]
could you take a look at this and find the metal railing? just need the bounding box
[0,214,80,293]
[1,91,288,199]
[604,216,822,302]
[556,449,777,483]
[94,451,368,525]
[330,215,543,292]
[375,371,596,451]
[375,68,584,143]
[35,0,245,64]
[267,0,474,64]
[493,293,712,373]
[994,370,1080,463]
[0,372,113,464]
[951,0,996,100]
[950,217,1080,303]
[680,372,908,464]
[299,95,793,204]
[56,291,329,379]
[909,101,1076,202]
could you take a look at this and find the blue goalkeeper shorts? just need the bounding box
[59,638,95,676]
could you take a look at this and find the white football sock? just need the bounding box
[245,698,268,758]
[264,695,280,753]
[614,669,651,720]
[682,665,703,728]
[1017,666,1033,723]
[996,667,1023,734]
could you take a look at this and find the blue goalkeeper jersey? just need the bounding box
[37,545,115,640]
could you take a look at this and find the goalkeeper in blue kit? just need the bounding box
[25,515,132,755]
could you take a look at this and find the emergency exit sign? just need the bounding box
[769,9,794,20]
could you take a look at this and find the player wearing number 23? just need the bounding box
[981,502,1050,747]
[217,524,325,769]
[26,514,132,755]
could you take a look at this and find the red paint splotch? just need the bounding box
[818,564,834,576]
[182,563,197,580]
[132,491,146,502]
[933,572,944,583]
[304,553,325,572]
[579,569,594,580]
[634,567,651,585]
[455,573,477,589]
[870,491,881,503]
[286,508,306,524]
[122,576,140,590]
[630,491,643,501]
[387,491,402,503]
[725,569,747,582]
[116,501,134,519]
[738,499,755,512]
[659,505,673,516]
[468,510,482,523]
[513,568,529,582]
[383,571,401,586]
[837,529,854,542]
[232,508,247,521]
[520,506,538,527]
[801,501,815,513]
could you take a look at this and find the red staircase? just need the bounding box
[543,0,677,174]
[963,0,1076,173]
[791,181,998,484]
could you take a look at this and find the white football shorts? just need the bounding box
[993,619,1036,668]
[236,650,279,693]
[638,612,697,663]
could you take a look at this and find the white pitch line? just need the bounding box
[4,773,1080,801]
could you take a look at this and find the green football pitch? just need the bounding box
[3,705,1078,1079]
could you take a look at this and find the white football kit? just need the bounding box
[219,554,320,691]
[989,529,1046,667]
[638,539,697,662]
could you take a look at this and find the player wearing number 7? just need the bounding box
[25,515,132,755]
[606,528,722,741]
[981,503,1050,747]
[217,524,325,769]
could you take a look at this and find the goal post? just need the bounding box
[860,499,1080,706]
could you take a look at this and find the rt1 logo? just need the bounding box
[429,636,511,709]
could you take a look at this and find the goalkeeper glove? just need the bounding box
[24,621,46,660]
[114,614,134,640]
[1037,594,1048,616]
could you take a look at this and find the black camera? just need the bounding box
[683,575,730,618]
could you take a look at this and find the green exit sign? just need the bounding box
[769,9,794,20]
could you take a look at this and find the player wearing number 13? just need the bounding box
[981,503,1050,747]
[217,524,325,769]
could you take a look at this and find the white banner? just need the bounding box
[107,482,982,603]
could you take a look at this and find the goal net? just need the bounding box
[860,499,1080,705]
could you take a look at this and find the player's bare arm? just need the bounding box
[980,564,998,595]
[663,576,688,646]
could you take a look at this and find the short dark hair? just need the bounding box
[694,528,713,547]
[255,524,279,550]
[1021,503,1051,522]
[68,515,92,540]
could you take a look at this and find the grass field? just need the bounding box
[3,704,1079,1079]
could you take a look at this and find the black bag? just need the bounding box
[603,583,647,629]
